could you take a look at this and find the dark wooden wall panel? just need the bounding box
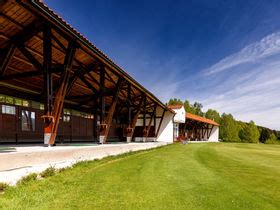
[0,103,95,144]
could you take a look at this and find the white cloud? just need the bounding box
[203,32,280,75]
[199,33,280,130]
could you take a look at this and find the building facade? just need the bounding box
[0,1,175,145]
[168,105,219,142]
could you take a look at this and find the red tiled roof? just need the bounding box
[168,105,183,110]
[186,113,219,126]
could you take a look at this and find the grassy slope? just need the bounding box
[0,143,279,209]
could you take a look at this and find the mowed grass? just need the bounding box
[0,143,279,209]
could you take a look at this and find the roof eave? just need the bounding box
[29,0,170,111]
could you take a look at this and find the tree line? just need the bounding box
[167,98,280,144]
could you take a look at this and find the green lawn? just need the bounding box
[0,143,279,209]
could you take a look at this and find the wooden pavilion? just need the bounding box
[0,0,174,145]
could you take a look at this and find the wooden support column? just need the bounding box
[144,104,157,140]
[42,24,53,145]
[142,96,147,141]
[154,108,157,137]
[93,97,98,142]
[183,122,187,139]
[156,108,166,138]
[48,41,77,145]
[127,83,132,124]
[0,43,16,76]
[207,125,214,139]
[99,79,124,143]
[125,95,144,142]
[203,125,208,139]
[99,65,105,127]
[125,83,133,142]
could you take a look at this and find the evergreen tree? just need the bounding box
[184,100,196,114]
[168,98,183,106]
[259,128,271,143]
[193,102,204,116]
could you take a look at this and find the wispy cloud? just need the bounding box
[199,32,280,130]
[203,32,280,75]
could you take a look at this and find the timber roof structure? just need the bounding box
[0,0,172,114]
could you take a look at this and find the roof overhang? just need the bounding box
[186,113,219,126]
[0,0,173,114]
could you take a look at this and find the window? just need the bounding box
[72,110,80,117]
[22,100,30,107]
[63,109,71,122]
[31,101,40,109]
[21,110,35,131]
[39,104,44,110]
[5,96,14,104]
[15,98,23,106]
[2,105,16,115]
[0,95,5,103]
[173,123,179,138]
[64,109,71,115]
[63,115,71,122]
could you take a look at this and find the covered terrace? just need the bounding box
[0,0,173,145]
[179,113,219,142]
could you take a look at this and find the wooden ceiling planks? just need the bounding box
[0,0,169,115]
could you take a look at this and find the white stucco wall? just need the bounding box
[208,126,219,142]
[134,107,174,143]
[173,106,185,123]
[156,108,174,143]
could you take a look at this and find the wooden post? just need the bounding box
[42,25,53,145]
[48,41,76,145]
[156,108,166,138]
[98,65,106,143]
[93,97,98,142]
[100,79,124,143]
[127,83,132,124]
[0,43,16,76]
[207,125,214,139]
[125,95,144,142]
[153,108,157,137]
[142,96,147,141]
[144,104,157,140]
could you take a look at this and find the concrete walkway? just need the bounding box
[0,142,168,185]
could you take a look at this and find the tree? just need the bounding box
[220,113,241,142]
[265,133,278,144]
[259,128,271,143]
[193,102,204,116]
[184,100,195,114]
[167,98,183,106]
[205,109,221,124]
[239,121,260,143]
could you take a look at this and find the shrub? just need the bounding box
[17,173,37,185]
[265,133,279,144]
[40,166,56,178]
[0,182,9,192]
[58,166,72,173]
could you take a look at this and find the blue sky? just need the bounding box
[45,0,280,130]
